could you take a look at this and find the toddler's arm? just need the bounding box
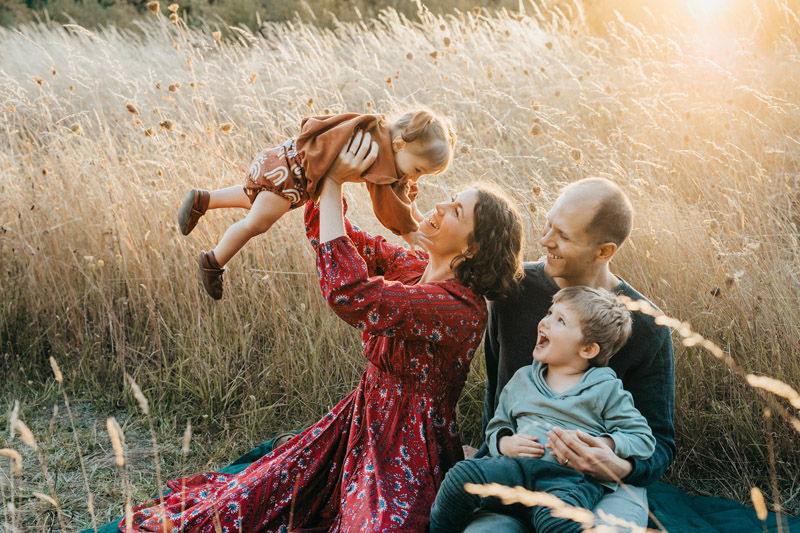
[410,200,425,223]
[401,230,432,251]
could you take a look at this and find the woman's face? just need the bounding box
[419,188,479,259]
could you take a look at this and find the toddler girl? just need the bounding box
[178,109,456,299]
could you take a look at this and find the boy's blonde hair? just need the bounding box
[390,108,456,174]
[552,286,632,367]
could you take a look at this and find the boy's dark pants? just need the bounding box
[429,456,605,533]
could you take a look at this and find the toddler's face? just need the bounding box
[393,142,432,181]
[533,301,588,369]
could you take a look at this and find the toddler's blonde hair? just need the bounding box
[389,108,456,174]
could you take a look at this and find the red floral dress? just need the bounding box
[122,200,487,532]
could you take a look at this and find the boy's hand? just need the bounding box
[401,230,432,251]
[498,434,545,458]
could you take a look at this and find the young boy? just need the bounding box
[429,286,656,533]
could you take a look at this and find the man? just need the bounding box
[463,177,675,531]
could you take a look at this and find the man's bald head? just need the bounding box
[560,178,633,247]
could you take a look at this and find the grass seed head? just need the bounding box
[169,13,179,23]
[168,3,179,12]
[745,374,800,408]
[70,123,82,135]
[212,31,221,41]
[159,120,174,131]
[750,487,768,520]
[16,419,37,450]
[704,218,720,232]
[0,448,23,476]
[126,103,138,115]
[9,401,19,439]
[127,374,150,414]
[219,123,233,134]
[182,420,192,454]
[32,492,58,506]
[107,417,125,467]
[146,1,159,14]
[49,356,63,383]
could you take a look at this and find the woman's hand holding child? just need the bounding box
[325,130,379,185]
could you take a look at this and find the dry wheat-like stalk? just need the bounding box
[464,483,595,527]
[107,417,125,467]
[15,419,37,451]
[107,417,133,531]
[9,402,19,441]
[126,373,164,505]
[0,449,23,476]
[619,296,800,433]
[16,415,71,531]
[49,356,63,383]
[180,419,192,515]
[32,492,58,506]
[745,375,800,409]
[751,487,768,521]
[51,356,98,531]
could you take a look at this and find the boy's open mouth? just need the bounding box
[536,332,549,350]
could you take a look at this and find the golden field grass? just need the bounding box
[2,2,800,529]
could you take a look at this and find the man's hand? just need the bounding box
[326,130,379,185]
[546,427,633,482]
[498,434,545,459]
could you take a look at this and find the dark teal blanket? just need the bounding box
[90,436,799,532]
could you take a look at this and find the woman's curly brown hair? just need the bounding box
[452,186,524,300]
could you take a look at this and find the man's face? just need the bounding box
[538,190,600,285]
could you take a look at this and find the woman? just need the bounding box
[123,131,524,532]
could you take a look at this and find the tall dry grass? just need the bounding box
[2,1,800,527]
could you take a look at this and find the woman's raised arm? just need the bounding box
[318,130,378,243]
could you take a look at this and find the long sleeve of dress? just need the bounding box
[305,198,417,279]
[305,200,486,348]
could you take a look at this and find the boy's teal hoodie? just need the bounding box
[486,361,656,488]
